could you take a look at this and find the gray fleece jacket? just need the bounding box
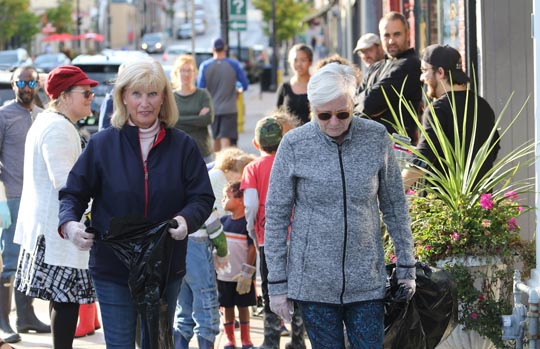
[264,117,415,305]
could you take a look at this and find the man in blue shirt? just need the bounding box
[198,38,249,152]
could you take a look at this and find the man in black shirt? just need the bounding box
[402,44,500,189]
[356,12,423,144]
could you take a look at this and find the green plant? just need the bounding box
[382,84,536,347]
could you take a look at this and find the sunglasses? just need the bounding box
[70,89,95,99]
[15,80,38,89]
[316,109,352,121]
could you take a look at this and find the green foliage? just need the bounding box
[252,0,310,43]
[16,12,40,48]
[0,0,35,49]
[410,192,526,263]
[447,262,515,349]
[45,0,74,34]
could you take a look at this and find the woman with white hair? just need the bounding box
[264,63,416,348]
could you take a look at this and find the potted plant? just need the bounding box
[383,86,535,349]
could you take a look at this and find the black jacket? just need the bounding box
[356,48,423,144]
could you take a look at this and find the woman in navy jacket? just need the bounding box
[58,59,214,348]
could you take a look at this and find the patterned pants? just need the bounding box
[298,300,384,349]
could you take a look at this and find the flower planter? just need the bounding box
[434,256,503,349]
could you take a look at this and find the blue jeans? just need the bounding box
[0,198,20,279]
[298,300,384,349]
[174,236,220,343]
[93,275,182,349]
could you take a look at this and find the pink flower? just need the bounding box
[471,313,478,319]
[478,295,485,301]
[504,191,519,200]
[451,232,460,240]
[390,254,397,263]
[480,194,493,210]
[406,189,416,195]
[518,205,523,212]
[508,217,518,231]
[425,245,432,251]
[481,219,491,228]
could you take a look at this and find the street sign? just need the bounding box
[228,0,247,32]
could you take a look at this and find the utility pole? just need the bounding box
[76,0,81,50]
[270,0,277,91]
[220,0,229,53]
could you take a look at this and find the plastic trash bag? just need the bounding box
[101,216,178,349]
[383,262,457,349]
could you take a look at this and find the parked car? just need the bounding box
[193,49,213,68]
[177,23,193,40]
[0,48,33,71]
[33,53,71,73]
[141,32,167,53]
[161,44,189,63]
[230,45,265,83]
[71,53,124,133]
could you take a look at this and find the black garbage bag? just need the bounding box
[383,262,458,349]
[101,216,178,349]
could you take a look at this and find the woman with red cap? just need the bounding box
[13,65,98,348]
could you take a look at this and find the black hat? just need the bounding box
[422,44,470,84]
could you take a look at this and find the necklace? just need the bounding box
[49,109,72,123]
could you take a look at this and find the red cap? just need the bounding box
[45,65,98,100]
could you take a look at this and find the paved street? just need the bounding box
[6,84,312,349]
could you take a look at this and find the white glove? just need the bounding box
[398,278,416,301]
[213,252,231,275]
[233,263,256,295]
[62,221,95,251]
[169,216,188,240]
[269,294,293,323]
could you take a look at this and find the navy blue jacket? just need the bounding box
[59,124,215,284]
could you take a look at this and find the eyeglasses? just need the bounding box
[316,110,352,121]
[70,89,95,99]
[179,69,194,74]
[15,80,38,89]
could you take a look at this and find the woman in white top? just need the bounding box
[14,65,98,349]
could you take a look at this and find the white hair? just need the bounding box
[307,62,356,109]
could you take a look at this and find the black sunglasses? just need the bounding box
[15,80,38,89]
[316,110,351,121]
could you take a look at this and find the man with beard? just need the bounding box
[0,66,50,343]
[356,12,423,145]
[401,44,500,189]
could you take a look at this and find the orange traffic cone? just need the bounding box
[74,303,97,338]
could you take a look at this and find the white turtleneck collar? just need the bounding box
[129,118,161,162]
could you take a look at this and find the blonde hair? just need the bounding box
[111,59,178,128]
[213,147,255,173]
[271,106,301,130]
[171,54,198,90]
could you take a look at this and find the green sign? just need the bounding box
[229,0,247,32]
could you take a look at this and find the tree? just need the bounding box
[0,0,29,48]
[17,12,40,49]
[252,0,310,43]
[46,0,74,34]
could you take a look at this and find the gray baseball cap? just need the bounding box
[353,33,381,53]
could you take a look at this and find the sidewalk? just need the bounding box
[6,84,312,348]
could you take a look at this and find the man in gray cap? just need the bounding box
[353,33,385,68]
